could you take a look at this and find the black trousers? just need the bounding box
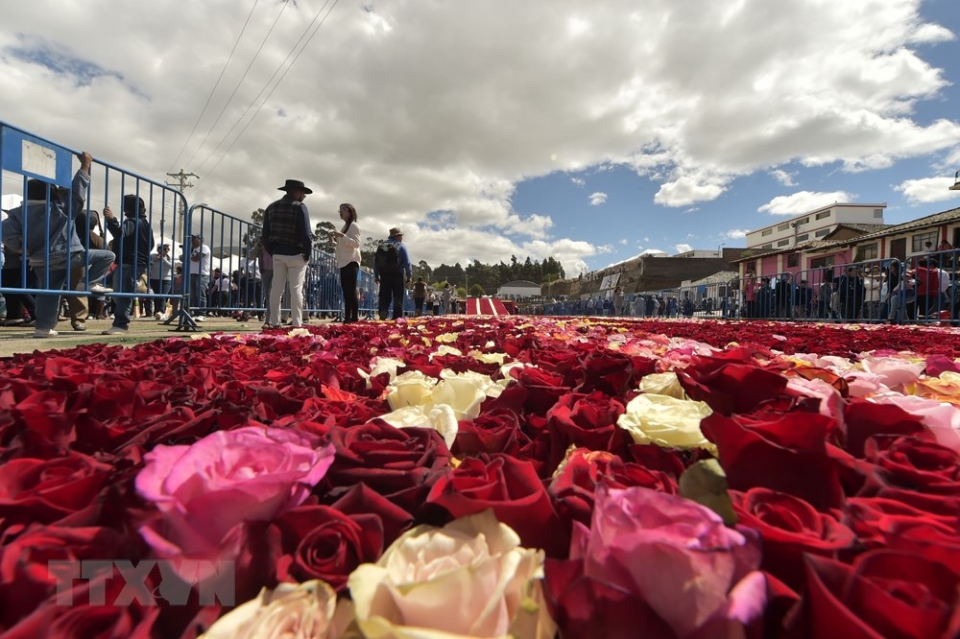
[340,262,360,322]
[378,273,405,320]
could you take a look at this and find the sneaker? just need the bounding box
[89,284,114,295]
[154,312,163,320]
[262,322,279,330]
[71,321,87,332]
[34,328,58,338]
[102,325,129,335]
[194,315,205,323]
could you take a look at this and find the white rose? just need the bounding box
[617,392,715,452]
[348,511,555,639]
[200,580,356,639]
[387,371,438,410]
[377,404,459,448]
[638,372,688,399]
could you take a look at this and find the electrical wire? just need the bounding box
[168,0,261,173]
[182,0,295,171]
[196,0,340,186]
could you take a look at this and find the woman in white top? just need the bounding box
[333,203,362,323]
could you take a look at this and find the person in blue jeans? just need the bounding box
[102,194,154,334]
[2,152,115,338]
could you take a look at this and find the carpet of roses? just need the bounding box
[2,317,960,638]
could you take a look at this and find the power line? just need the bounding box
[197,0,340,185]
[169,0,261,173]
[182,0,294,171]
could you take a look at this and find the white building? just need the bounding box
[497,280,541,299]
[746,203,886,250]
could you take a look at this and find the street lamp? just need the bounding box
[950,170,960,191]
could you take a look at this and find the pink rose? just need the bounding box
[545,485,767,638]
[136,426,335,583]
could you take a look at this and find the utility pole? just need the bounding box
[165,169,198,234]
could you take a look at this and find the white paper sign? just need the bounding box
[22,139,57,179]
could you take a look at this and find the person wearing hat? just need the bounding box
[261,179,314,328]
[373,227,412,320]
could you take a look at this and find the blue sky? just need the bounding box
[1,0,959,277]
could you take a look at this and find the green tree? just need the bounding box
[361,236,381,269]
[312,221,337,253]
[242,208,265,250]
[469,283,485,297]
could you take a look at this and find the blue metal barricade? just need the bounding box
[1,121,187,331]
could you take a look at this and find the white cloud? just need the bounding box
[571,177,585,187]
[675,243,693,253]
[619,238,628,245]
[895,177,960,204]
[0,0,957,267]
[589,191,608,205]
[769,169,797,186]
[725,229,748,239]
[758,191,855,215]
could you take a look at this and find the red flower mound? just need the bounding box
[0,316,956,638]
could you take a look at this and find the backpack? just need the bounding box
[375,242,400,275]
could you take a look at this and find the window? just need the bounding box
[810,256,835,269]
[761,229,773,237]
[796,234,809,242]
[777,239,790,246]
[797,217,809,225]
[814,228,831,237]
[860,243,878,260]
[762,243,773,249]
[873,209,883,218]
[743,261,756,274]
[816,211,831,220]
[912,231,938,252]
[787,253,800,268]
[777,223,790,232]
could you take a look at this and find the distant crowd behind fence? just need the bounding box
[3,121,960,328]
[0,122,382,327]
[528,251,960,326]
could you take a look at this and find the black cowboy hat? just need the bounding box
[278,179,313,194]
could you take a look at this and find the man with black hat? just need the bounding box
[261,179,313,328]
[374,227,412,320]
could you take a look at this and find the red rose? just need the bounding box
[316,422,451,514]
[329,483,414,547]
[731,488,855,589]
[702,410,845,510]
[577,351,657,396]
[426,454,566,557]
[803,551,960,639]
[549,448,677,528]
[0,525,129,628]
[0,452,112,532]
[864,435,960,495]
[846,496,960,573]
[451,408,532,458]
[544,392,629,471]
[272,505,383,590]
[844,400,924,458]
[0,575,161,639]
[510,366,572,416]
[678,357,788,415]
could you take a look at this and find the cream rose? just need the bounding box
[617,393,715,452]
[638,372,688,399]
[348,510,556,639]
[200,580,356,639]
[378,404,460,448]
[387,371,439,410]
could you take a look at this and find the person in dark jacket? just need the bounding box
[262,179,313,329]
[102,195,153,334]
[836,266,865,321]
